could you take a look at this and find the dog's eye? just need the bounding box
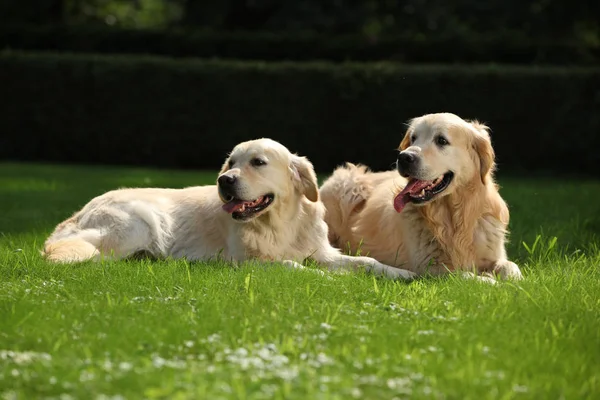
[411,135,417,144]
[250,158,266,167]
[436,136,449,146]
[227,160,235,169]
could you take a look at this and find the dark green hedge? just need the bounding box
[1,51,599,175]
[1,25,599,65]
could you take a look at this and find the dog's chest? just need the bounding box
[233,225,299,261]
[400,209,449,270]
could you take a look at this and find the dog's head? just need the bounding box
[394,113,495,213]
[217,138,319,222]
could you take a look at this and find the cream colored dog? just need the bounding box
[320,113,522,281]
[42,138,415,280]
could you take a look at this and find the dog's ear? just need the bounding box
[469,120,495,184]
[291,155,319,202]
[399,131,411,151]
[218,158,230,176]
[399,118,417,150]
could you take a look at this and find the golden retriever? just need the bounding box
[42,138,415,280]
[319,113,522,281]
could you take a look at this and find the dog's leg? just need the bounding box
[44,231,144,264]
[316,252,416,280]
[351,255,416,280]
[44,208,158,264]
[43,228,131,263]
[492,260,523,280]
[282,260,327,276]
[249,260,325,276]
[281,260,306,270]
[475,215,523,280]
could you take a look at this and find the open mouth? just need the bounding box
[221,194,275,220]
[393,172,454,213]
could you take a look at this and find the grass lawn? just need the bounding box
[1,162,599,399]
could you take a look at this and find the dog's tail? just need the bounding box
[41,212,99,263]
[42,238,99,263]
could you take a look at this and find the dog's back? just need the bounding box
[319,163,397,253]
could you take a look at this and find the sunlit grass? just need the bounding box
[1,162,599,399]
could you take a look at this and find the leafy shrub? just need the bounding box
[1,25,599,65]
[1,52,599,175]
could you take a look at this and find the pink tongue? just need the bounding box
[222,200,245,214]
[393,179,432,213]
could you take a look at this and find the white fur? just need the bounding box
[43,139,415,280]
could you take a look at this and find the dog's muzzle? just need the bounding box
[217,175,238,203]
[397,152,420,178]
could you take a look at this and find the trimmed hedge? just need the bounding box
[1,51,599,175]
[1,25,599,65]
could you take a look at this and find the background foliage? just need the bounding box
[2,25,598,65]
[2,0,598,47]
[1,52,598,174]
[1,1,598,174]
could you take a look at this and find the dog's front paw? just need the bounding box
[382,265,417,280]
[282,260,326,276]
[461,271,498,285]
[494,260,523,280]
[281,260,306,269]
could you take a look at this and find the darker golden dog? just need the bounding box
[320,113,522,281]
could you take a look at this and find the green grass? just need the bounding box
[1,162,599,399]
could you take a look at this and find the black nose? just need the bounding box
[218,175,237,187]
[397,152,417,176]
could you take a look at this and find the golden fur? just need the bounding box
[320,113,522,281]
[42,138,415,280]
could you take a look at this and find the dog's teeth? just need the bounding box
[420,189,425,196]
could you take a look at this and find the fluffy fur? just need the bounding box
[320,113,522,281]
[42,138,415,280]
